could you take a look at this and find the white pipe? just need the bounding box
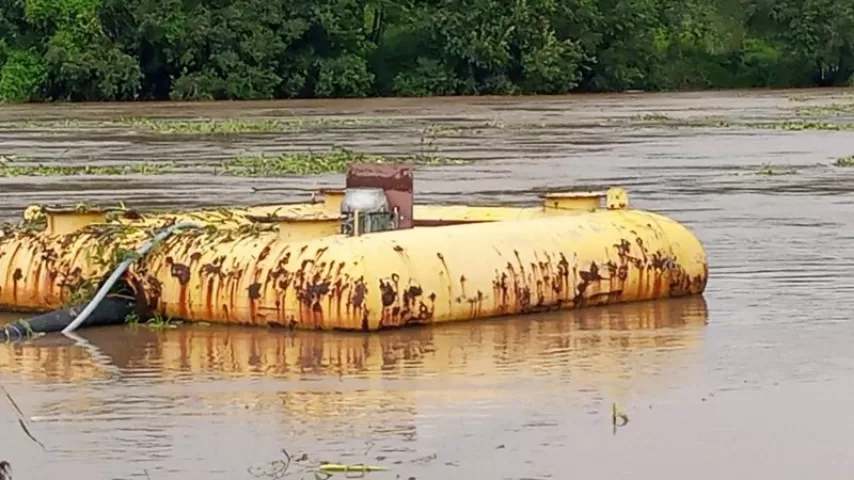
[61,221,201,335]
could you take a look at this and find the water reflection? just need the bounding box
[0,296,707,385]
[0,295,708,479]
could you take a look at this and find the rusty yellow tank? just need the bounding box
[0,164,706,331]
[125,203,706,330]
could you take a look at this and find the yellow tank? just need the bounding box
[126,205,706,331]
[0,165,707,331]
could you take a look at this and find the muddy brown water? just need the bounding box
[1,88,854,479]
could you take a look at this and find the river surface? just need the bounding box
[1,88,854,479]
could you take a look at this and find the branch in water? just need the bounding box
[1,385,45,450]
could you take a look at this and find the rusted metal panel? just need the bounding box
[0,222,153,311]
[0,191,706,333]
[125,228,372,330]
[346,163,413,229]
[123,208,706,331]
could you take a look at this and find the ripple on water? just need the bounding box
[0,296,709,478]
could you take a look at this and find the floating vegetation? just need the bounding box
[0,156,173,177]
[747,119,854,131]
[117,116,395,135]
[421,124,466,136]
[791,102,854,117]
[608,110,854,131]
[247,448,388,480]
[219,147,469,176]
[611,114,733,128]
[688,118,854,131]
[833,155,854,167]
[145,312,180,330]
[628,113,672,122]
[753,163,797,175]
[0,148,469,178]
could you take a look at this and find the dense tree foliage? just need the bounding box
[0,0,852,101]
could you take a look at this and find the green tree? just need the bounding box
[1,0,853,102]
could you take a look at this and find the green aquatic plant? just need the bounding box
[15,319,33,339]
[124,310,140,326]
[247,448,388,480]
[0,159,173,177]
[752,120,854,131]
[753,163,797,175]
[219,146,469,176]
[608,114,734,128]
[61,278,98,308]
[608,113,854,132]
[117,116,394,135]
[0,148,467,178]
[629,113,672,122]
[833,155,854,167]
[792,103,854,117]
[146,312,179,330]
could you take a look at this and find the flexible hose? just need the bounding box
[61,221,202,335]
[1,297,135,342]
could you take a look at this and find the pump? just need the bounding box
[340,187,396,235]
[341,163,413,236]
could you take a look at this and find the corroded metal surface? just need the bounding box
[0,204,290,312]
[0,222,152,311]
[125,209,707,331]
[0,189,706,329]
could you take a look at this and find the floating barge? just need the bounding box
[0,164,708,332]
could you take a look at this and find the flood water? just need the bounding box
[1,88,854,479]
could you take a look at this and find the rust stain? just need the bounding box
[0,198,707,332]
[376,271,434,329]
[485,231,706,317]
[12,268,22,301]
[436,252,453,315]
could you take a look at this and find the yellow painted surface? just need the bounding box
[45,210,108,236]
[3,187,705,331]
[541,192,602,212]
[128,208,707,331]
[321,189,345,212]
[21,186,623,235]
[275,213,341,242]
[414,205,548,222]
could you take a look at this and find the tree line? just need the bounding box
[0,0,852,102]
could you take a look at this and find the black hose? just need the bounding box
[0,296,135,341]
